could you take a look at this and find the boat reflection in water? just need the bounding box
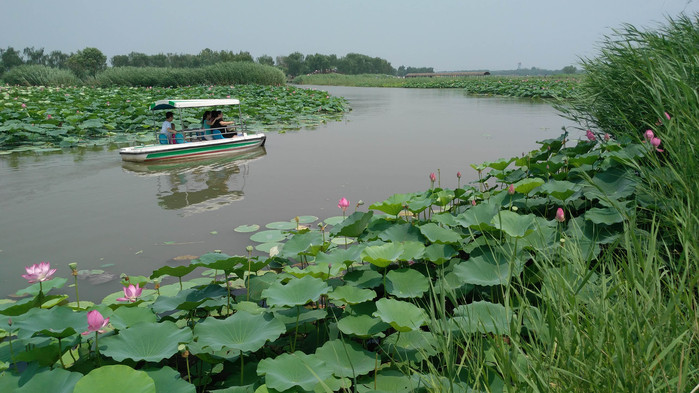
[121,146,267,216]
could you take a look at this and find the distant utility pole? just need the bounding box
[517,62,522,70]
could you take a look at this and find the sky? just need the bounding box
[1,0,697,71]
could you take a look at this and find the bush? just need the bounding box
[1,65,81,86]
[92,62,285,87]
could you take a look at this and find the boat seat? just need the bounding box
[174,133,186,144]
[212,130,224,140]
[158,134,169,145]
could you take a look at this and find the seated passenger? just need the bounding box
[160,112,176,144]
[211,110,237,138]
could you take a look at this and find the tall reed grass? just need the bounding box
[2,65,81,86]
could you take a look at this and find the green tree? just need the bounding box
[0,47,24,73]
[256,55,274,66]
[283,52,307,77]
[23,47,46,66]
[46,50,69,69]
[561,65,577,74]
[66,47,106,78]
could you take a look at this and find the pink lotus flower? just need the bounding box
[456,171,461,179]
[651,137,664,152]
[81,310,109,335]
[665,112,671,120]
[555,208,566,223]
[116,284,142,302]
[21,103,26,108]
[337,197,349,212]
[47,114,52,119]
[644,130,654,141]
[22,262,57,283]
[430,173,436,182]
[471,200,477,206]
[604,133,610,141]
[508,184,515,195]
[586,130,595,141]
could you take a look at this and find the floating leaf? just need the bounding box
[235,224,260,233]
[250,230,286,243]
[266,221,297,230]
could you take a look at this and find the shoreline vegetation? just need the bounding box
[1,13,697,393]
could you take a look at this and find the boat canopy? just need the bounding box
[150,99,240,111]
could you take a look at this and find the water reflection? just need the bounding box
[121,147,267,216]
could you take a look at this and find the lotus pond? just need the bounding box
[0,124,672,392]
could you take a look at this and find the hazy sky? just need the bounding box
[2,0,697,71]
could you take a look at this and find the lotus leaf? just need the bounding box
[257,352,331,391]
[150,284,228,313]
[234,224,260,233]
[356,369,421,393]
[538,180,582,201]
[100,321,191,362]
[583,167,638,201]
[385,269,429,298]
[383,330,438,363]
[336,314,389,338]
[150,264,198,280]
[295,215,319,224]
[343,269,382,289]
[331,211,374,237]
[0,297,38,316]
[513,177,545,195]
[273,308,327,330]
[315,246,364,267]
[281,231,325,258]
[109,307,158,330]
[491,210,536,238]
[455,202,498,231]
[12,306,85,340]
[584,207,625,225]
[266,221,297,230]
[373,298,427,332]
[262,275,330,307]
[193,311,285,353]
[328,285,377,305]
[378,223,424,243]
[15,277,68,297]
[250,230,287,243]
[194,255,248,274]
[369,193,411,216]
[422,244,457,265]
[324,216,345,225]
[360,242,404,268]
[398,241,426,261]
[73,365,156,393]
[315,339,376,378]
[451,301,513,335]
[284,261,344,280]
[14,368,83,393]
[452,255,521,286]
[418,223,462,244]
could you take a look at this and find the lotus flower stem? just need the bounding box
[7,320,15,371]
[57,337,66,369]
[246,259,252,301]
[291,305,301,352]
[69,262,79,307]
[184,351,191,383]
[240,353,245,385]
[178,277,183,291]
[94,332,101,366]
[226,275,232,315]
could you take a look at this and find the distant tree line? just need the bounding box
[0,45,578,82]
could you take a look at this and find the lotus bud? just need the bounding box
[214,249,222,253]
[356,200,364,206]
[644,130,654,141]
[664,112,671,120]
[294,216,300,223]
[457,171,462,179]
[508,184,515,195]
[246,245,253,253]
[512,206,518,212]
[555,208,566,223]
[586,130,596,141]
[604,133,610,141]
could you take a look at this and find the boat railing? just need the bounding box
[158,125,246,144]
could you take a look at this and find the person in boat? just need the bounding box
[211,110,237,138]
[161,112,177,143]
[200,111,212,140]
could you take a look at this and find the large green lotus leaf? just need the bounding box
[231,301,265,315]
[406,194,433,214]
[491,210,536,238]
[315,339,376,378]
[315,245,363,267]
[296,215,319,224]
[109,306,157,330]
[193,311,285,353]
[373,298,427,332]
[150,264,198,279]
[281,231,324,258]
[144,366,195,393]
[450,301,513,335]
[234,224,260,233]
[150,284,228,313]
[452,255,520,286]
[583,167,638,201]
[484,157,514,171]
[343,269,382,289]
[378,223,424,243]
[399,241,426,261]
[538,180,581,201]
[100,321,192,362]
[383,330,438,363]
[431,212,459,227]
[356,369,421,393]
[15,277,68,297]
[385,268,429,298]
[273,308,327,330]
[262,275,330,307]
[584,207,625,225]
[328,285,377,305]
[369,193,411,216]
[194,255,248,273]
[284,262,345,280]
[331,211,374,237]
[423,243,457,265]
[324,216,345,226]
[433,190,455,207]
[568,151,601,167]
[513,177,545,195]
[454,202,498,231]
[336,314,389,338]
[14,368,82,393]
[12,306,85,340]
[0,296,38,316]
[360,242,404,268]
[250,230,287,243]
[73,365,156,393]
[257,352,331,391]
[418,223,462,244]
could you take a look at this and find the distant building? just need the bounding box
[404,71,491,78]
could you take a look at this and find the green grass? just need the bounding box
[2,65,81,86]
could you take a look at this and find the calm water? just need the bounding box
[0,86,576,299]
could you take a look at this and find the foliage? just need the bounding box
[111,49,253,68]
[0,84,348,150]
[2,65,81,86]
[66,47,107,78]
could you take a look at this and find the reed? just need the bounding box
[2,65,81,86]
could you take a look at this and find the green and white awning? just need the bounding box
[150,99,240,111]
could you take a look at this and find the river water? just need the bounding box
[0,86,576,300]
